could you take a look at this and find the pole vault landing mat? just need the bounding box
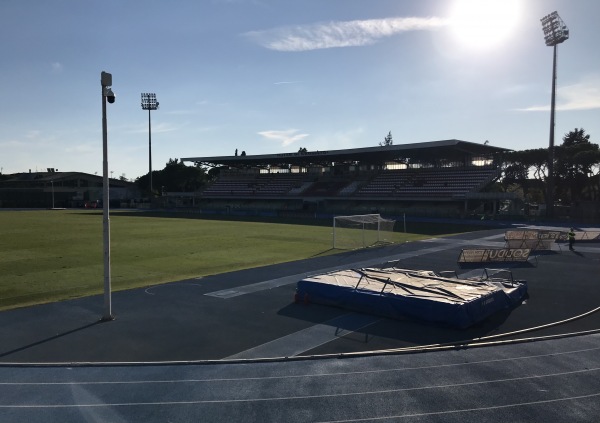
[296,268,527,329]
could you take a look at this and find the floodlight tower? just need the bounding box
[141,93,159,193]
[540,11,569,219]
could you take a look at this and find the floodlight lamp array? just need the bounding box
[540,11,569,46]
[141,92,159,110]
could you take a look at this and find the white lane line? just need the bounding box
[1,344,599,386]
[204,236,504,299]
[315,393,600,423]
[1,368,598,408]
[225,313,382,360]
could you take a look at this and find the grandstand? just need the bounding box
[181,139,516,218]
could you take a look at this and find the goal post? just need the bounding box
[333,214,396,250]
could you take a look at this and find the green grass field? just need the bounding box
[1,210,443,311]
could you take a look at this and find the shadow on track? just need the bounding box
[277,300,515,351]
[0,320,102,359]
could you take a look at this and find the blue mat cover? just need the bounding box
[296,268,527,329]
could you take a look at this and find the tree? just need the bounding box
[379,131,393,146]
[298,147,308,154]
[562,127,590,147]
[500,128,600,205]
[554,128,600,202]
[135,158,209,193]
[501,149,548,204]
[207,166,224,180]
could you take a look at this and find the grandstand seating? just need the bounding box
[301,180,349,197]
[338,180,362,196]
[201,173,309,197]
[355,168,498,199]
[200,167,499,200]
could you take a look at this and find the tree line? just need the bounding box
[135,158,214,194]
[501,128,600,205]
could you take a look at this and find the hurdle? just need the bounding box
[504,229,564,252]
[457,248,535,266]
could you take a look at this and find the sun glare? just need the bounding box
[449,0,521,50]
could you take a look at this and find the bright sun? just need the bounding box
[449,0,522,50]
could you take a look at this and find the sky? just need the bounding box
[1,0,599,180]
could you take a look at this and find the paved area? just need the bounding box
[1,226,599,422]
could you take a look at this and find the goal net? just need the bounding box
[333,214,396,250]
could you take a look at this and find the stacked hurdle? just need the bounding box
[457,228,600,265]
[504,229,565,252]
[457,247,532,264]
[457,229,558,266]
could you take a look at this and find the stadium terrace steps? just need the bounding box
[201,167,500,200]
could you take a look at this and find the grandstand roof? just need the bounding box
[0,171,134,188]
[181,139,509,168]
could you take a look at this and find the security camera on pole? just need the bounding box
[101,71,115,322]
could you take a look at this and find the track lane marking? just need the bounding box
[1,367,598,407]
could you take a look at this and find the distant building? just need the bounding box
[0,171,141,208]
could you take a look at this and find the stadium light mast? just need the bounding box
[101,71,116,322]
[540,11,569,219]
[141,93,159,193]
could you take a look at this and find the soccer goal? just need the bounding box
[333,214,396,250]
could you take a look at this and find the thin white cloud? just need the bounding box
[309,127,366,150]
[0,139,26,147]
[3,130,58,147]
[246,16,449,52]
[26,130,43,139]
[258,129,309,146]
[557,77,600,111]
[497,84,532,97]
[516,104,548,112]
[51,62,63,73]
[125,122,183,134]
[0,130,94,174]
[64,143,97,154]
[166,109,198,115]
[517,75,600,112]
[153,122,185,133]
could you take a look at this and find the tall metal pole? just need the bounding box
[540,11,568,219]
[141,93,159,195]
[148,108,153,193]
[546,44,558,219]
[101,71,114,322]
